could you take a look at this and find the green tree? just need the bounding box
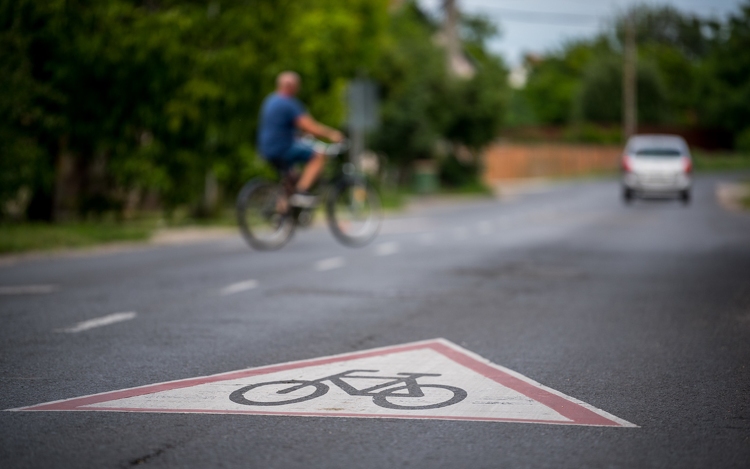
[0,0,389,219]
[577,55,667,125]
[522,38,611,125]
[520,5,715,131]
[695,1,750,145]
[371,3,507,177]
[371,3,451,166]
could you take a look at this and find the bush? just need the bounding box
[577,55,667,125]
[735,127,750,154]
[438,154,480,188]
[564,124,622,144]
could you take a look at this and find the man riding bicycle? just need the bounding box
[257,71,343,208]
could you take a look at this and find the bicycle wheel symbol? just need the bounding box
[372,384,467,410]
[229,380,329,406]
[229,370,468,410]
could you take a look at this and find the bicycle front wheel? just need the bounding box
[372,384,467,410]
[236,179,294,251]
[326,178,382,247]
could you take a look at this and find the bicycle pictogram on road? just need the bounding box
[229,369,468,410]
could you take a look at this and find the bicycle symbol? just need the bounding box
[229,369,468,410]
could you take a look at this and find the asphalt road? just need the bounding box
[1,174,749,468]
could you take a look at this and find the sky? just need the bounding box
[419,0,746,66]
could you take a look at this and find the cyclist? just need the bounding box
[257,71,343,207]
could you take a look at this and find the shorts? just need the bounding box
[268,140,315,170]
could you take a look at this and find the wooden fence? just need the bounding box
[482,143,622,182]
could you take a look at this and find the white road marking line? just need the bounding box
[375,242,400,256]
[59,312,137,333]
[0,285,58,295]
[220,279,259,296]
[477,221,492,236]
[315,256,345,272]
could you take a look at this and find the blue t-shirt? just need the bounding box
[257,93,306,159]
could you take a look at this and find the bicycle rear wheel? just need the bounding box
[236,179,294,250]
[326,179,382,247]
[229,380,328,406]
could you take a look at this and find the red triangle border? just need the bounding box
[8,339,635,427]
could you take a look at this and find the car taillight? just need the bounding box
[622,155,633,172]
[683,158,692,174]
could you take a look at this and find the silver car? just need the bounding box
[621,134,692,204]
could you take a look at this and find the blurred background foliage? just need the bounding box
[1,0,749,224]
[1,0,391,221]
[513,2,750,145]
[0,0,506,221]
[370,3,507,184]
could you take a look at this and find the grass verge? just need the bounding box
[1,181,494,255]
[743,181,750,210]
[693,151,750,172]
[0,222,154,254]
[378,180,492,210]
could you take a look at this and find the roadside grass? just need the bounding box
[162,207,237,227]
[378,179,493,211]
[693,151,750,172]
[0,206,243,255]
[439,180,494,196]
[379,187,408,210]
[0,222,154,254]
[743,181,750,209]
[1,181,494,254]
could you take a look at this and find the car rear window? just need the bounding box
[635,148,682,157]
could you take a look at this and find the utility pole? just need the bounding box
[623,10,637,140]
[443,0,460,77]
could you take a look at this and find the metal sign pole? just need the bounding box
[347,79,379,171]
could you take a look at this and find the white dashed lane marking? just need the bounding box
[221,280,259,296]
[0,285,58,295]
[315,256,345,272]
[59,312,137,333]
[375,242,400,256]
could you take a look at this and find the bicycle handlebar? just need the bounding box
[301,135,349,157]
[324,139,349,156]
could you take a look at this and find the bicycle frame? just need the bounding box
[276,138,363,190]
[281,369,443,398]
[236,136,381,250]
[271,141,367,222]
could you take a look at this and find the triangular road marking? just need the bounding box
[8,339,636,427]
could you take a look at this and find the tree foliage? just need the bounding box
[695,1,750,140]
[518,2,750,144]
[0,0,389,219]
[578,55,666,125]
[1,0,509,219]
[371,3,507,171]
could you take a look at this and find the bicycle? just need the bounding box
[229,369,468,410]
[236,139,382,250]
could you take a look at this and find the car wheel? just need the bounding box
[680,189,691,205]
[622,187,634,204]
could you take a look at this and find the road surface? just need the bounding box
[1,174,749,468]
